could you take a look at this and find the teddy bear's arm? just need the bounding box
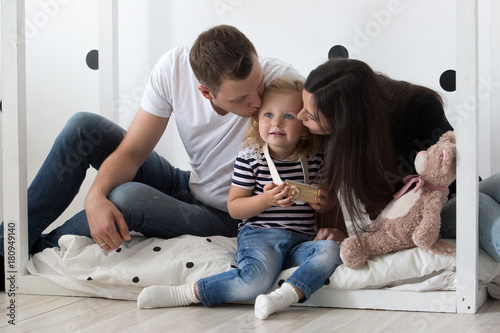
[412,191,445,249]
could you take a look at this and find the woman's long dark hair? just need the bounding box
[305,59,441,233]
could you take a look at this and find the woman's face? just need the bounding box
[297,90,331,135]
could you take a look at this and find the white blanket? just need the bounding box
[27,235,500,301]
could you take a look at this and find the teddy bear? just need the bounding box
[340,131,457,269]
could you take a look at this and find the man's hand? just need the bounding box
[85,193,131,250]
[82,108,167,250]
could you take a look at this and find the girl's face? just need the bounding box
[298,90,331,135]
[258,91,305,159]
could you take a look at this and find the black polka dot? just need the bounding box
[87,277,93,281]
[186,262,194,268]
[86,49,99,70]
[132,276,140,283]
[324,278,331,286]
[115,248,122,253]
[206,238,212,242]
[328,45,349,59]
[278,279,285,287]
[231,264,237,269]
[440,69,456,92]
[153,246,161,252]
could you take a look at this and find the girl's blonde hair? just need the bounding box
[243,77,323,160]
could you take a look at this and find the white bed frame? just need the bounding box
[1,0,496,313]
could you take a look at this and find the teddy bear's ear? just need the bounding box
[439,131,456,145]
[441,144,457,173]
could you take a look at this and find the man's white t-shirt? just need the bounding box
[141,46,303,212]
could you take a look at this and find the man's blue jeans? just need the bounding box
[441,173,500,261]
[0,112,238,256]
[197,226,342,307]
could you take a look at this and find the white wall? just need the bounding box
[1,0,496,226]
[123,0,494,176]
[24,0,100,228]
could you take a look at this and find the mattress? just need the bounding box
[26,234,500,301]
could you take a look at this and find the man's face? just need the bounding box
[207,57,265,118]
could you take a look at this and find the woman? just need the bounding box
[299,58,500,262]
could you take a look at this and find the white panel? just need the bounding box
[455,0,481,314]
[491,0,500,174]
[1,0,29,279]
[304,289,458,313]
[98,0,119,122]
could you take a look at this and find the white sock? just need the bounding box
[137,284,200,309]
[254,282,300,320]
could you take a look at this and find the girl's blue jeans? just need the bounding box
[441,172,500,261]
[0,112,238,256]
[196,226,342,307]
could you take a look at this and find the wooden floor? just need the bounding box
[1,293,500,332]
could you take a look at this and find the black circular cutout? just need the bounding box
[86,49,99,70]
[439,69,456,92]
[328,45,349,59]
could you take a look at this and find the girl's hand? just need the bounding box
[314,227,348,243]
[263,182,294,207]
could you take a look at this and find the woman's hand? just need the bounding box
[309,188,333,213]
[314,227,348,243]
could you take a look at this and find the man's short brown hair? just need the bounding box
[189,25,258,95]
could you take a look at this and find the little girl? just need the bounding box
[137,77,342,319]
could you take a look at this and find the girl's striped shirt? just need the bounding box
[231,145,323,236]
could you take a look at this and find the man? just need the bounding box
[0,25,302,286]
